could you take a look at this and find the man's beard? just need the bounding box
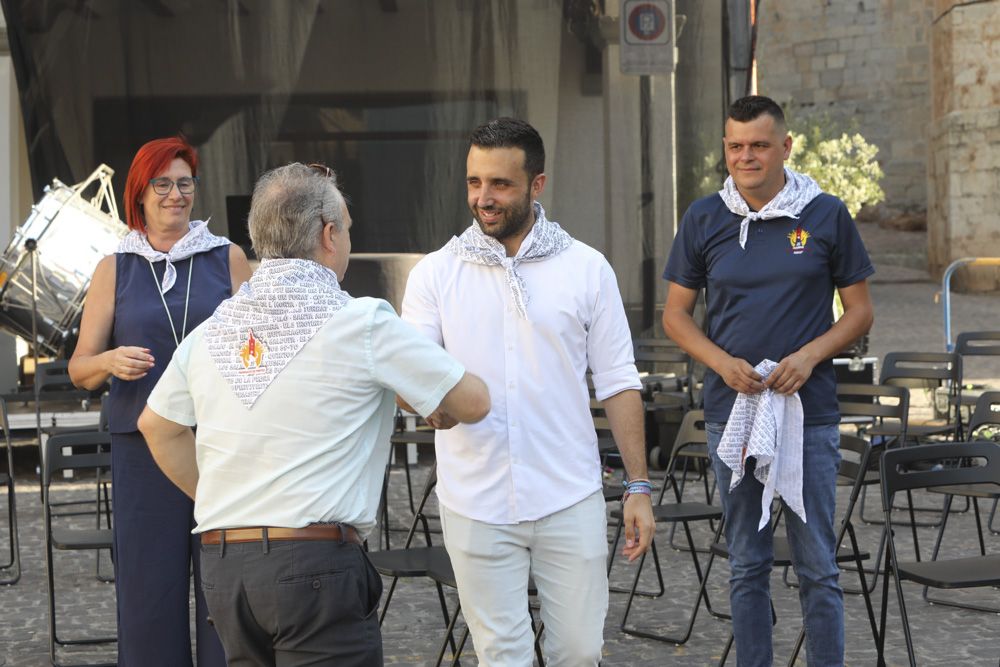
[471,195,533,242]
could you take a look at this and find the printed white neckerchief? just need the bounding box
[719,168,823,250]
[717,359,806,530]
[204,259,351,409]
[117,219,230,293]
[444,201,572,319]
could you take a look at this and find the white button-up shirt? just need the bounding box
[403,232,641,524]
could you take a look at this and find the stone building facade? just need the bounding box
[927,0,1000,289]
[754,0,1000,290]
[755,0,932,212]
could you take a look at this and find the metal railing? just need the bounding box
[940,257,1000,351]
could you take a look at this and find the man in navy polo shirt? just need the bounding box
[662,95,874,667]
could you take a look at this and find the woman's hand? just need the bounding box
[107,346,155,381]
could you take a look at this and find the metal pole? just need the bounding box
[26,238,39,397]
[640,74,655,332]
[26,239,43,492]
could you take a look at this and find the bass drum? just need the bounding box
[0,180,127,356]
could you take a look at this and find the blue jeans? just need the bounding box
[707,421,844,667]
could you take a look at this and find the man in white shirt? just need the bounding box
[401,118,655,665]
[138,162,489,666]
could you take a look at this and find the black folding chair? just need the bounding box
[1,359,102,504]
[614,410,726,645]
[921,391,1000,612]
[388,411,437,520]
[368,463,458,657]
[426,558,545,667]
[43,432,116,667]
[836,383,909,590]
[953,331,1000,416]
[873,353,969,531]
[0,396,20,585]
[872,352,963,443]
[877,441,1000,666]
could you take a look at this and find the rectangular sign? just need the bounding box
[620,0,676,75]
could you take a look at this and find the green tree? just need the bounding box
[786,123,885,217]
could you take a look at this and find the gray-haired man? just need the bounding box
[139,162,489,666]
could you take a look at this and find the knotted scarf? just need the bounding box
[719,168,822,250]
[444,202,572,319]
[117,220,230,293]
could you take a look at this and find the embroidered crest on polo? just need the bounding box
[445,201,573,319]
[205,259,350,408]
[117,219,231,293]
[787,226,811,254]
[719,168,823,250]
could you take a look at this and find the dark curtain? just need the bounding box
[0,0,545,253]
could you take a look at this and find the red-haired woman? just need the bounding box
[70,136,252,666]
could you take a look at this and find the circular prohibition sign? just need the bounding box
[627,3,667,42]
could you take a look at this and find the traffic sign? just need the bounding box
[620,0,676,75]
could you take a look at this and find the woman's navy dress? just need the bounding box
[108,245,230,666]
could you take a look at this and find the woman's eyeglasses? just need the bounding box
[149,176,198,196]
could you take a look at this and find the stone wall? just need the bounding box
[755,0,932,212]
[927,0,1000,289]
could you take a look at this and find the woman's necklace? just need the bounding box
[148,256,194,348]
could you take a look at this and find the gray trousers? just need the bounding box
[200,538,383,666]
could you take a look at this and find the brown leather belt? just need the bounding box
[200,524,361,546]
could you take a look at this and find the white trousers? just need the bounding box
[440,491,609,666]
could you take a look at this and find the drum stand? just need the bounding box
[19,238,46,504]
[26,238,42,458]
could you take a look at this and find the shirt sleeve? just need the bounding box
[368,301,465,418]
[587,258,642,401]
[146,335,197,427]
[662,207,707,289]
[829,200,875,288]
[400,256,444,346]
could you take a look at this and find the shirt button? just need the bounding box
[508,382,515,389]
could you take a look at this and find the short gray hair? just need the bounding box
[247,162,347,260]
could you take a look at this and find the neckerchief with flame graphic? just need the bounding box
[204,259,350,409]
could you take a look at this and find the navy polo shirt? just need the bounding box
[663,192,874,425]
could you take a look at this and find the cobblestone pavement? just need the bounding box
[1,224,999,666]
[1,462,998,666]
